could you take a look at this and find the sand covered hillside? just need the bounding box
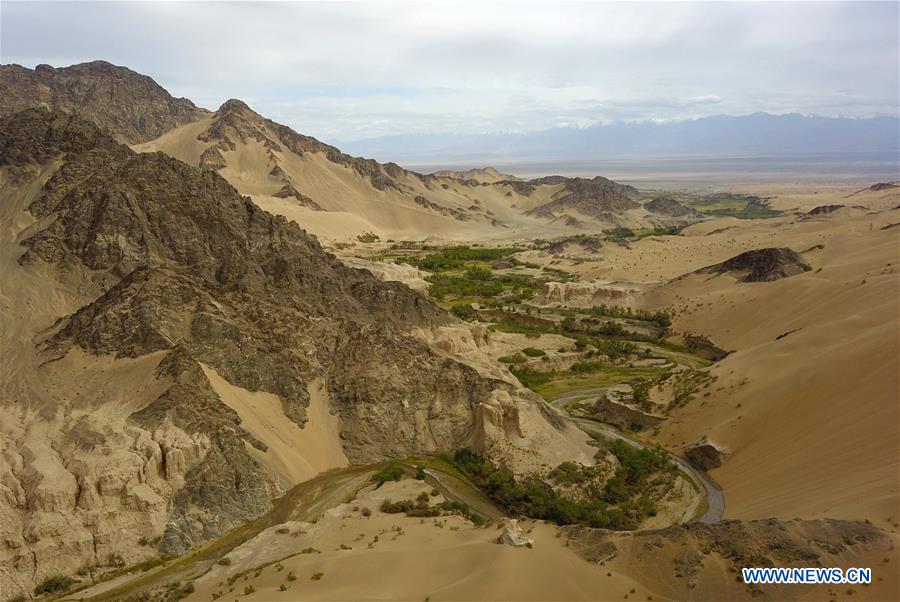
[508,182,900,528]
[0,108,595,600]
[133,98,700,244]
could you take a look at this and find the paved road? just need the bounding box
[550,390,724,524]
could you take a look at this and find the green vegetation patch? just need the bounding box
[34,575,77,596]
[448,448,673,530]
[521,347,546,358]
[373,462,405,486]
[603,227,636,241]
[426,271,540,301]
[414,245,522,271]
[380,496,486,525]
[356,231,380,243]
[686,193,781,219]
[449,302,477,320]
[634,225,685,238]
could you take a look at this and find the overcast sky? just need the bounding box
[2,1,898,143]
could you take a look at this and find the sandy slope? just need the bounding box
[133,106,673,244]
[186,480,659,602]
[201,366,348,488]
[650,215,899,525]
[523,184,900,526]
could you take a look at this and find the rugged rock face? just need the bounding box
[563,518,888,598]
[496,519,534,548]
[527,177,640,221]
[273,183,324,211]
[645,196,701,219]
[684,438,729,470]
[0,109,577,596]
[698,248,811,283]
[413,194,470,221]
[540,280,642,307]
[806,204,845,216]
[0,61,207,143]
[583,393,665,432]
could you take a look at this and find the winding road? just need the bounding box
[74,391,722,601]
[550,389,724,524]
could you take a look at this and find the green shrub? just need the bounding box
[380,499,414,514]
[217,557,232,566]
[373,463,405,485]
[34,575,76,596]
[570,360,605,373]
[603,227,635,240]
[450,303,477,320]
[498,353,526,364]
[549,461,586,485]
[521,347,546,357]
[356,231,380,243]
[311,572,324,581]
[509,366,554,390]
[465,266,492,281]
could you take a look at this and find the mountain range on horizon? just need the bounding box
[0,60,713,244]
[339,112,900,164]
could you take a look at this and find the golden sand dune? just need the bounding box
[529,184,900,527]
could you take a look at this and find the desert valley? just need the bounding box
[0,54,898,602]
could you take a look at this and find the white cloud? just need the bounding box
[2,1,897,141]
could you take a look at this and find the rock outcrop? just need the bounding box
[806,204,845,216]
[697,248,811,283]
[644,196,701,219]
[0,61,207,143]
[527,177,640,221]
[684,438,729,470]
[582,390,666,432]
[497,519,534,548]
[540,280,643,307]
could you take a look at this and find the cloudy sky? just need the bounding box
[2,1,898,143]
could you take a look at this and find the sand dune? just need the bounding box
[522,185,900,526]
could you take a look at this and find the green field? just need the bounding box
[686,193,781,219]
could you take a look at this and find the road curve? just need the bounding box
[550,391,724,524]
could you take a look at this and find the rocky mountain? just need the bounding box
[644,196,702,219]
[525,177,640,221]
[431,166,518,183]
[0,61,207,143]
[0,108,588,597]
[697,248,811,282]
[135,96,691,241]
[0,61,703,243]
